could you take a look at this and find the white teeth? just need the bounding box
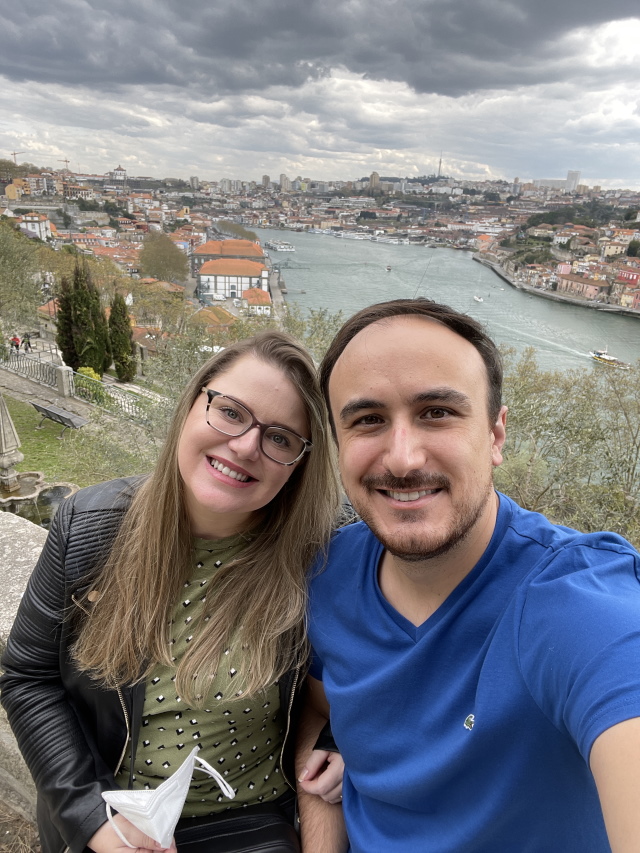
[388,489,435,502]
[211,459,249,482]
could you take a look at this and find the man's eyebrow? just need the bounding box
[411,388,472,408]
[338,398,385,423]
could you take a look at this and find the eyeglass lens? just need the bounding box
[206,395,306,463]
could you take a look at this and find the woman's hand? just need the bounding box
[88,813,176,853]
[298,748,345,804]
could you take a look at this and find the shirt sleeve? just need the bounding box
[517,536,640,761]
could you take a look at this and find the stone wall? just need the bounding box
[0,513,48,823]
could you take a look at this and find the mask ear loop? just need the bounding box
[105,803,137,848]
[193,755,236,800]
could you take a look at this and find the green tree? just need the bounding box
[109,292,137,382]
[139,232,189,282]
[216,221,258,242]
[626,240,640,257]
[0,221,40,328]
[89,278,112,375]
[55,263,111,376]
[495,348,640,548]
[56,274,77,369]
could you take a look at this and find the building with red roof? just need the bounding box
[197,258,268,303]
[192,239,265,274]
[242,287,272,317]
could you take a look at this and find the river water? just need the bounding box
[262,230,640,372]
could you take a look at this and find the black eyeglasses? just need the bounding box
[201,388,312,466]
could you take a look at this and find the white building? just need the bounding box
[197,258,268,302]
[17,212,52,241]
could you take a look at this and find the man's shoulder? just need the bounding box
[501,492,635,545]
[498,492,639,580]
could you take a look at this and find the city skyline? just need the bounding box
[1,1,640,188]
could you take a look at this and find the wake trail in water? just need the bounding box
[413,253,435,299]
[489,320,590,358]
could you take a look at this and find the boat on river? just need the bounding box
[264,240,295,252]
[473,295,483,303]
[589,348,631,370]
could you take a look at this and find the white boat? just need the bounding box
[473,295,483,303]
[589,348,631,370]
[264,240,295,252]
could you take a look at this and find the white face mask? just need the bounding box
[102,745,235,848]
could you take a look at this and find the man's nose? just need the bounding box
[227,426,262,459]
[382,425,428,477]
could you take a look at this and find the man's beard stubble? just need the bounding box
[349,471,494,563]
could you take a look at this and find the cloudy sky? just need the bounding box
[2,0,640,187]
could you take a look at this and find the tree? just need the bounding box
[56,274,76,369]
[216,221,258,242]
[55,263,111,376]
[139,232,189,282]
[494,348,640,548]
[626,240,640,257]
[0,221,40,329]
[109,292,137,381]
[128,279,189,336]
[90,278,112,375]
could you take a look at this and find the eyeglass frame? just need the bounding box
[200,387,313,466]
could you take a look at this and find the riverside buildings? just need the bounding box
[2,162,640,312]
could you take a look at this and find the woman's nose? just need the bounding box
[227,426,262,459]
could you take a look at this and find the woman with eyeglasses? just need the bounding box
[1,331,343,853]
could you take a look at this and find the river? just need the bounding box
[261,230,640,373]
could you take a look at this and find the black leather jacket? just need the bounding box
[0,477,303,853]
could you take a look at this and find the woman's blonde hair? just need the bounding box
[72,331,340,703]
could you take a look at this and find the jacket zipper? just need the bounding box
[279,665,300,790]
[114,685,131,776]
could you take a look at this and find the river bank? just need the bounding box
[259,229,640,371]
[472,255,640,320]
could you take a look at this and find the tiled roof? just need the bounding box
[139,277,185,293]
[190,305,235,329]
[199,259,265,276]
[242,288,271,304]
[194,239,264,259]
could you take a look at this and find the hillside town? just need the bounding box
[2,161,640,338]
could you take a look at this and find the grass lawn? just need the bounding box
[4,396,101,488]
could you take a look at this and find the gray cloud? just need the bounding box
[1,0,639,96]
[1,0,640,185]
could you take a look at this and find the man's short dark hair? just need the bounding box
[319,298,503,425]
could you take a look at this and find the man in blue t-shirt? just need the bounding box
[296,298,640,853]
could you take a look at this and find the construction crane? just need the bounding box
[10,151,24,165]
[58,158,71,171]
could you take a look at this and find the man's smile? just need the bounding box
[384,488,441,502]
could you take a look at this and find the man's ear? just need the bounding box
[491,406,508,467]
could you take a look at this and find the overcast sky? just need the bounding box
[2,0,640,187]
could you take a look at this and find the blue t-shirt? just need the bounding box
[309,493,640,852]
